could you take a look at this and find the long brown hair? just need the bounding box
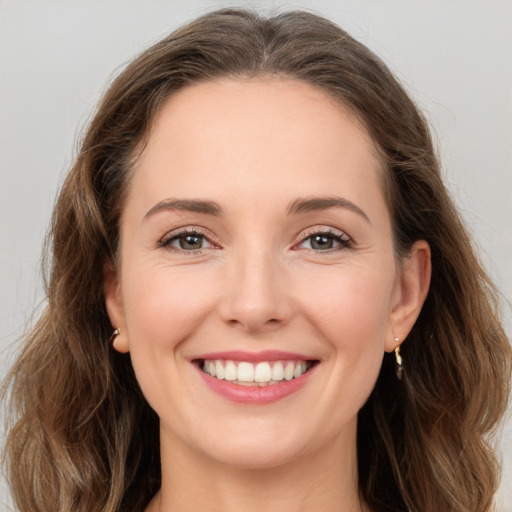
[3,9,510,512]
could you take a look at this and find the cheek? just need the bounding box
[119,262,221,413]
[300,266,394,340]
[121,263,219,351]
[300,265,396,415]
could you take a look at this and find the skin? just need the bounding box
[104,78,431,512]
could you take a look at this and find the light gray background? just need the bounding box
[1,1,511,510]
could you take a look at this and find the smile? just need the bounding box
[200,359,313,386]
[193,353,319,404]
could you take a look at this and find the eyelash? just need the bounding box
[158,227,353,255]
[294,227,353,253]
[158,227,216,254]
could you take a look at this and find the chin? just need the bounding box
[185,416,331,470]
[201,438,308,470]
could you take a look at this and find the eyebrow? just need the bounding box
[144,199,223,221]
[287,196,371,224]
[143,195,370,223]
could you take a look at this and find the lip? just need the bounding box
[192,350,315,363]
[193,357,318,405]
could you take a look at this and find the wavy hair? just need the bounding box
[3,9,510,512]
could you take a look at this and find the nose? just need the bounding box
[218,248,294,333]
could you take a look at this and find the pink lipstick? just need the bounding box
[192,351,318,404]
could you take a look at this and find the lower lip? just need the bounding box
[195,363,317,404]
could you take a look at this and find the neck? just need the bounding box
[148,422,367,512]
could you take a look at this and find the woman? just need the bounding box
[3,8,510,512]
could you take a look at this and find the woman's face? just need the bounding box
[105,78,428,469]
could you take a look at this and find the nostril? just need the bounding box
[225,316,282,331]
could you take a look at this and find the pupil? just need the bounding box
[311,235,333,250]
[180,235,202,250]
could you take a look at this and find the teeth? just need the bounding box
[224,361,237,381]
[284,362,295,381]
[237,362,254,382]
[271,362,284,381]
[293,362,307,379]
[215,360,225,380]
[201,359,312,385]
[254,362,272,383]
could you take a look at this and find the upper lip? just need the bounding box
[192,350,317,363]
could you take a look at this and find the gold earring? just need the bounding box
[109,328,120,343]
[394,337,403,380]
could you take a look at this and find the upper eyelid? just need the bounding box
[157,224,352,248]
[293,226,354,251]
[161,226,214,241]
[158,226,219,251]
[296,225,351,241]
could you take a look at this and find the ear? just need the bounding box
[103,261,130,353]
[385,240,431,352]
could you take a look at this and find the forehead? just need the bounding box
[127,77,386,218]
[143,77,377,158]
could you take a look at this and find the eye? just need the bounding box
[296,229,352,252]
[160,229,214,252]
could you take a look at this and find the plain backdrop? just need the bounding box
[1,1,511,510]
